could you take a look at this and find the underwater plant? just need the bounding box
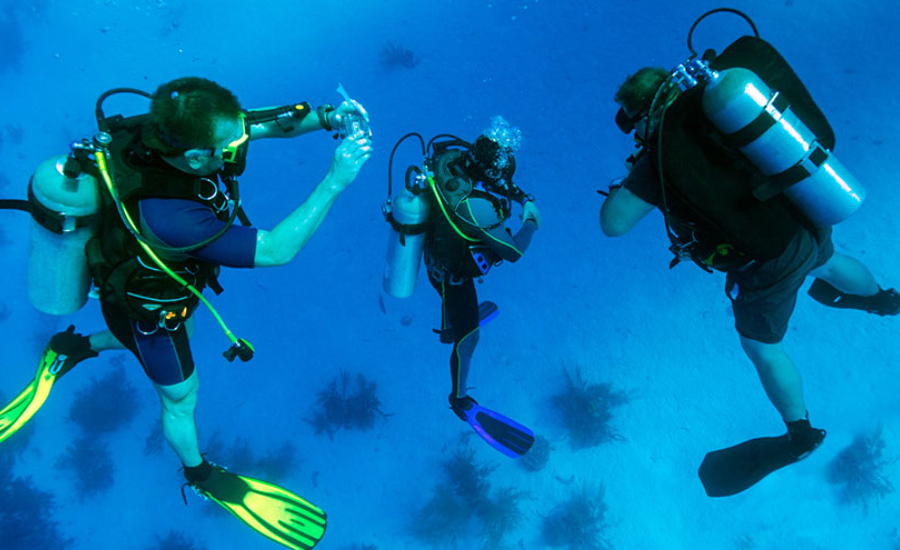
[827,426,894,510]
[379,41,420,70]
[410,482,474,546]
[308,370,390,438]
[145,530,207,550]
[222,437,257,473]
[442,445,497,502]
[56,435,115,498]
[203,434,256,475]
[551,369,628,450]
[0,460,72,549]
[202,434,299,482]
[144,425,165,455]
[477,485,529,545]
[519,434,551,472]
[68,367,140,435]
[410,444,502,546]
[258,441,299,482]
[541,485,610,550]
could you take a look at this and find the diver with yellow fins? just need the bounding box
[383,117,541,458]
[0,76,372,549]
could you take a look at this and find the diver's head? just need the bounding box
[614,67,669,134]
[143,77,246,174]
[465,116,522,186]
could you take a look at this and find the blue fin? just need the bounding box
[464,403,534,458]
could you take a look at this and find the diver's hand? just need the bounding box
[325,131,373,192]
[329,100,369,129]
[334,101,362,119]
[521,200,541,229]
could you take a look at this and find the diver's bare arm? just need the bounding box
[253,180,342,266]
[253,134,372,267]
[600,186,655,237]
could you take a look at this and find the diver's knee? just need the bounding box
[810,253,842,279]
[160,391,198,419]
[156,376,199,415]
[740,336,785,365]
[460,327,480,347]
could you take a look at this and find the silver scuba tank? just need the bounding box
[382,182,431,299]
[27,155,100,315]
[694,64,865,226]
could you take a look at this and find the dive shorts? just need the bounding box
[101,301,196,386]
[726,227,834,344]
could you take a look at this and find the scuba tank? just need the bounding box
[663,8,864,227]
[699,66,863,225]
[27,151,100,315]
[382,133,431,298]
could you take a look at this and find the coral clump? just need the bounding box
[379,41,420,69]
[68,367,139,435]
[519,434,551,472]
[411,444,527,547]
[309,371,390,438]
[827,426,894,511]
[542,485,610,550]
[551,369,628,450]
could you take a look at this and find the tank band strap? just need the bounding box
[27,179,99,234]
[753,143,828,201]
[723,92,791,149]
[386,212,430,236]
[0,199,30,212]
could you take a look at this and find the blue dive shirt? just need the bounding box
[139,198,258,268]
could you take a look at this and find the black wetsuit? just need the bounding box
[424,152,537,400]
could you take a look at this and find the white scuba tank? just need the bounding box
[700,67,865,226]
[382,186,431,298]
[27,155,100,315]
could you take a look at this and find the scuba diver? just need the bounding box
[599,9,900,497]
[382,117,540,458]
[0,76,372,549]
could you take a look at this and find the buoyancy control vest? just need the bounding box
[650,35,834,271]
[85,117,237,328]
[425,149,510,279]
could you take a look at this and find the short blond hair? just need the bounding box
[614,67,669,115]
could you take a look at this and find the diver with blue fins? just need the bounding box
[383,117,540,458]
[0,76,372,549]
[600,8,900,497]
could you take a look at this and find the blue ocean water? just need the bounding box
[1,1,898,549]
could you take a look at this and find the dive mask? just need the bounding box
[615,107,648,134]
[335,83,372,139]
[222,114,250,163]
[470,135,516,183]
